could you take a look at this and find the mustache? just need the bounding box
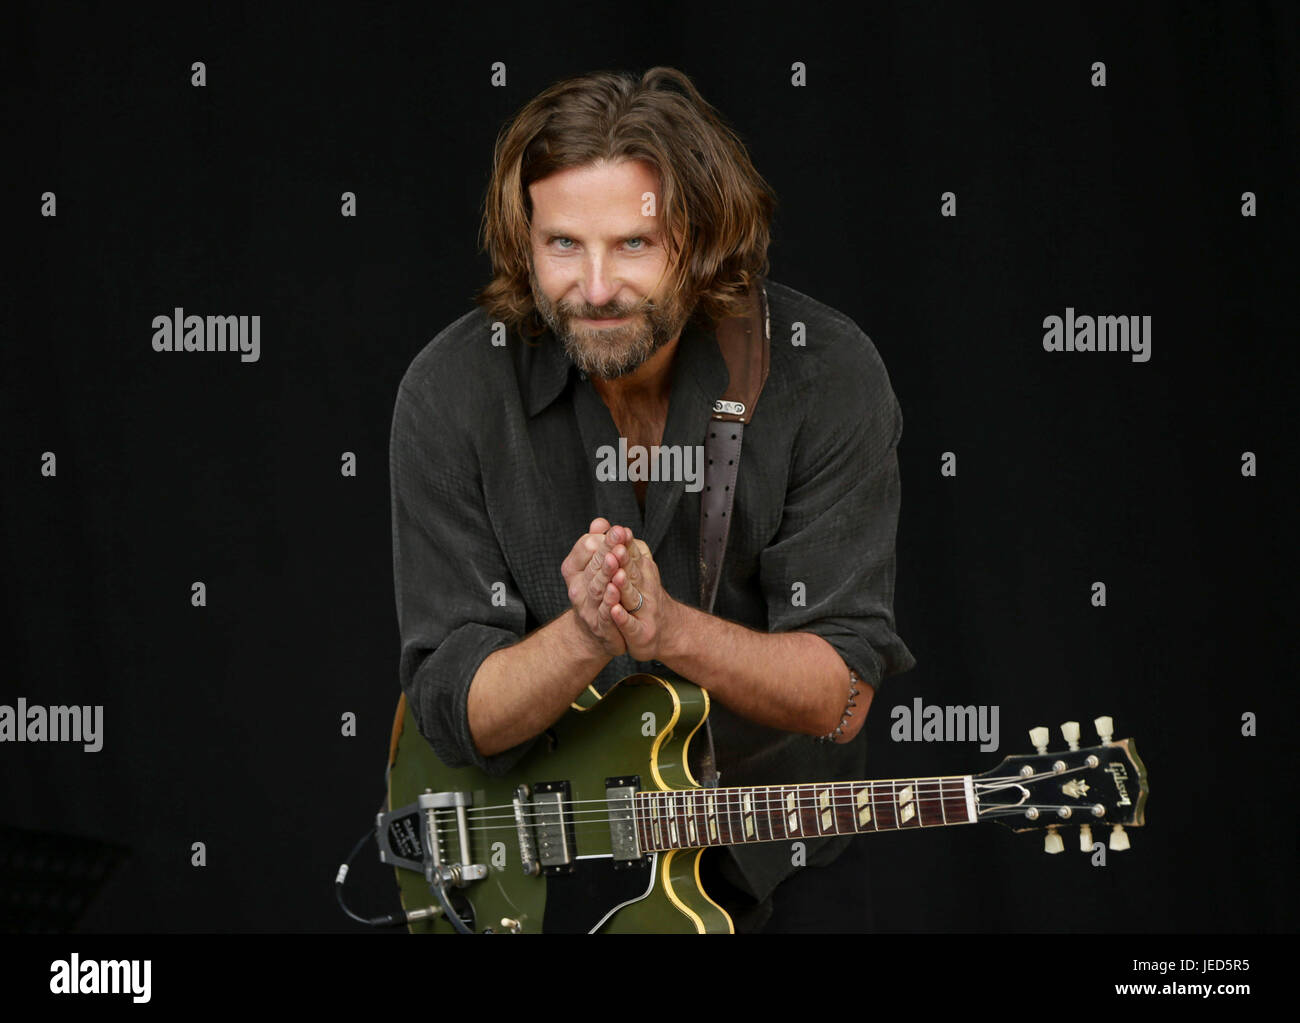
[561,299,654,320]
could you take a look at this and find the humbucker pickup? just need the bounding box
[606,775,645,867]
[532,781,575,874]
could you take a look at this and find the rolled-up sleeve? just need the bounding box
[389,376,531,773]
[760,332,917,690]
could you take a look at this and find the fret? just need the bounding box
[758,786,774,842]
[897,780,917,827]
[833,782,849,835]
[816,784,836,835]
[916,778,940,828]
[852,781,874,832]
[939,776,949,826]
[918,777,938,827]
[787,788,801,835]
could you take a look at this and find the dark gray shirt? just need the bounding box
[389,278,916,901]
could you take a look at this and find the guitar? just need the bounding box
[380,672,1149,933]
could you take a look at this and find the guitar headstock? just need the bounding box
[974,716,1149,853]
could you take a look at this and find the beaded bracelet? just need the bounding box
[816,668,863,742]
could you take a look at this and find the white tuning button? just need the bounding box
[1029,726,1050,754]
[1108,824,1130,851]
[1079,823,1093,851]
[1094,716,1114,743]
[1044,825,1064,854]
[1061,721,1080,751]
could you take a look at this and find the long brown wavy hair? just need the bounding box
[474,67,777,337]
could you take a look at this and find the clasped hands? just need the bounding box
[560,517,679,662]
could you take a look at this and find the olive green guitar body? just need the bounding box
[385,672,734,934]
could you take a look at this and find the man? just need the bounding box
[389,66,915,931]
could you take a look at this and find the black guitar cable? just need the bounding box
[334,824,476,934]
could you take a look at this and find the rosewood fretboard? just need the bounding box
[634,777,975,854]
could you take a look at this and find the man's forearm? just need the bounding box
[659,602,870,740]
[466,609,611,756]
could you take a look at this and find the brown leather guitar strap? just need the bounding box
[695,279,771,787]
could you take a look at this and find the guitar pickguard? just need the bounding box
[544,855,656,933]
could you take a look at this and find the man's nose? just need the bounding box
[580,255,622,310]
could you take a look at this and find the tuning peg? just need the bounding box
[1029,726,1050,754]
[1061,721,1080,751]
[1094,715,1114,743]
[1079,823,1093,851]
[1044,825,1064,854]
[1108,823,1130,851]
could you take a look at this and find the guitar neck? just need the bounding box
[634,776,977,854]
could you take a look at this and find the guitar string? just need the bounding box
[422,806,1087,856]
[426,765,1087,821]
[436,779,1076,826]
[408,770,1093,844]
[451,789,974,826]
[421,790,1081,842]
[455,788,969,824]
[444,778,987,819]
[421,803,1075,848]
[429,769,1079,824]
[424,791,984,836]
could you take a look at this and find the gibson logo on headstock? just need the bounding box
[1105,762,1132,807]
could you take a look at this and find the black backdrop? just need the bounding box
[3,0,1296,943]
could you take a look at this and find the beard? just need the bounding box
[529,268,693,380]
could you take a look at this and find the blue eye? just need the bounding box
[625,237,644,250]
